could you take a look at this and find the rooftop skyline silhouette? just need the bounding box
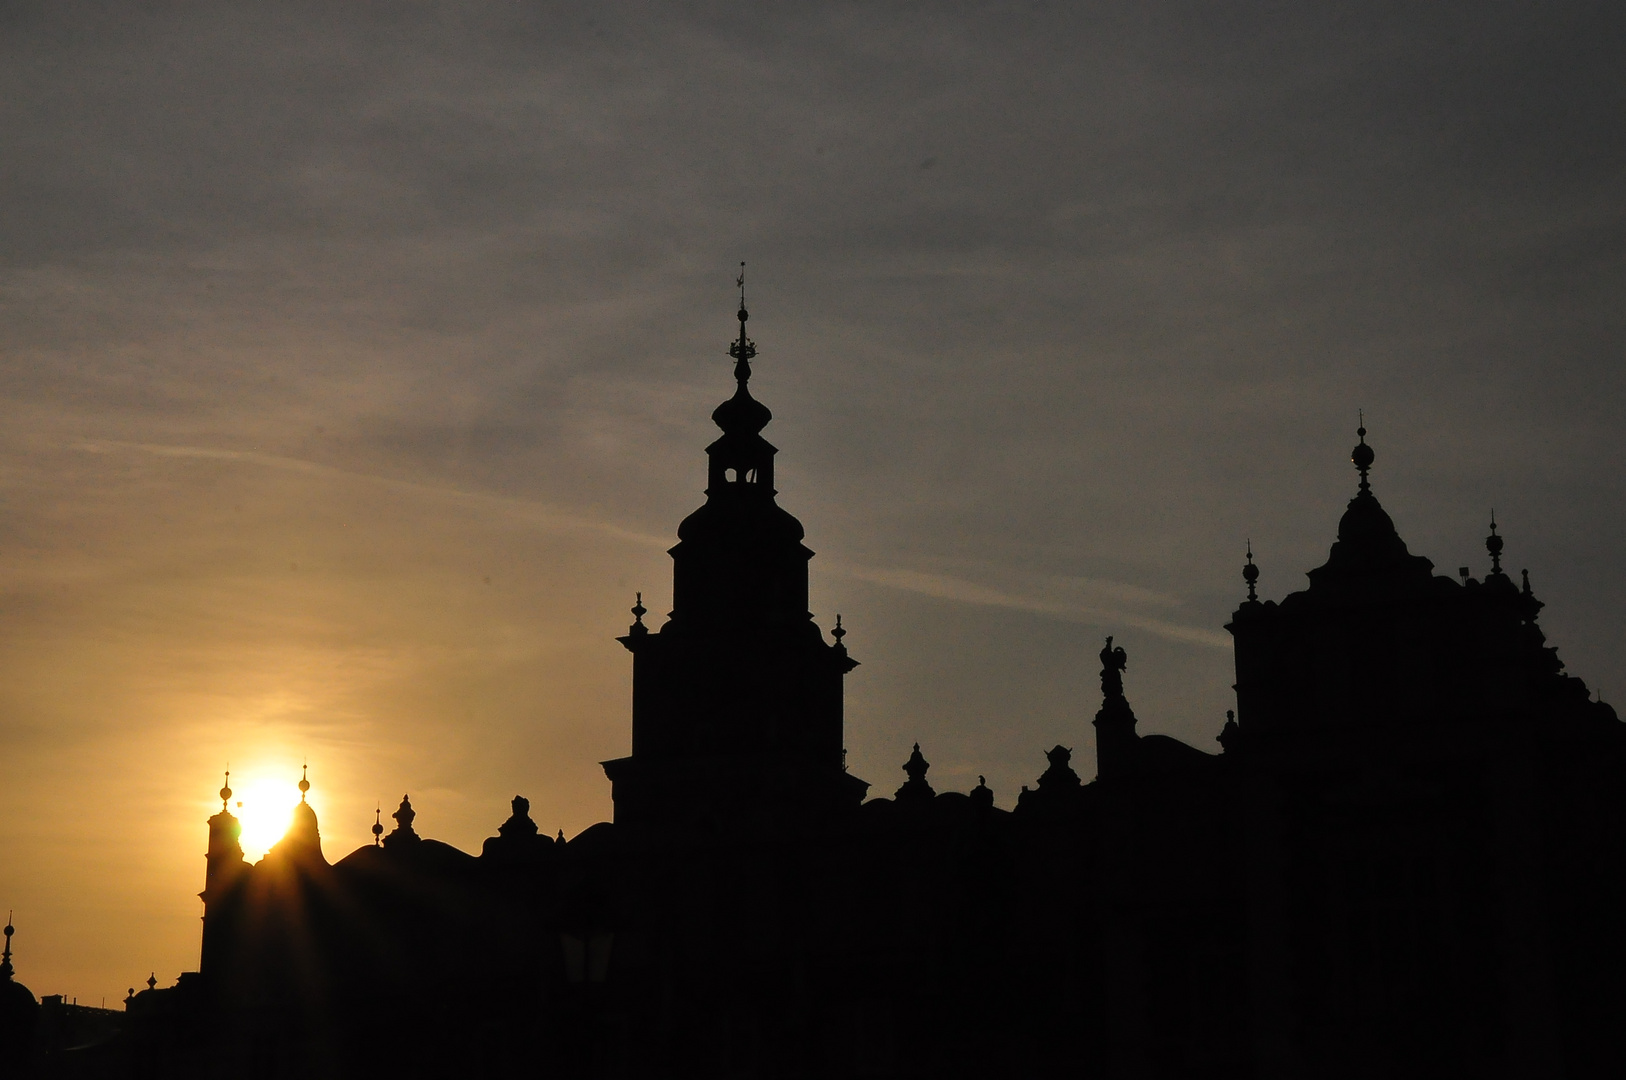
[1,4,1623,1042]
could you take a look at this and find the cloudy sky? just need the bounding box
[1,1,1622,1003]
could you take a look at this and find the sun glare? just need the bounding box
[234,776,304,860]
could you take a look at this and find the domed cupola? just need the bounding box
[1304,421,1434,595]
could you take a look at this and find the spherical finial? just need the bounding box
[1242,542,1260,601]
[298,763,310,799]
[1486,510,1504,575]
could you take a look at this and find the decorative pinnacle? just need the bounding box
[831,613,846,643]
[298,762,310,801]
[1352,411,1374,493]
[1242,541,1260,601]
[372,805,383,846]
[632,592,646,624]
[147,973,156,991]
[1486,510,1504,575]
[219,768,232,812]
[2,911,12,980]
[728,262,756,382]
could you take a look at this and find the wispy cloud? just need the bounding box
[832,563,1231,648]
[72,439,670,550]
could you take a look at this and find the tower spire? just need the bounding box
[219,767,232,813]
[298,761,310,803]
[1243,541,1260,602]
[2,913,13,980]
[729,262,756,384]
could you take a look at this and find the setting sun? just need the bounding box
[231,774,306,861]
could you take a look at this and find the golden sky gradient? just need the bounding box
[2,2,1622,1005]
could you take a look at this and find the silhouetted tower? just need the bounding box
[200,770,247,977]
[603,278,867,830]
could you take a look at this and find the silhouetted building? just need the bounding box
[55,305,1626,1079]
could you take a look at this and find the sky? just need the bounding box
[1,0,1622,1005]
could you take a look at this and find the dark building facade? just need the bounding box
[46,306,1626,1079]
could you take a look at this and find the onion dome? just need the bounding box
[712,308,773,437]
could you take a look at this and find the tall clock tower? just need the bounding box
[601,294,867,831]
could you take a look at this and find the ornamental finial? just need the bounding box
[1243,541,1260,601]
[1486,510,1505,576]
[728,263,756,383]
[1352,412,1374,493]
[298,761,310,802]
